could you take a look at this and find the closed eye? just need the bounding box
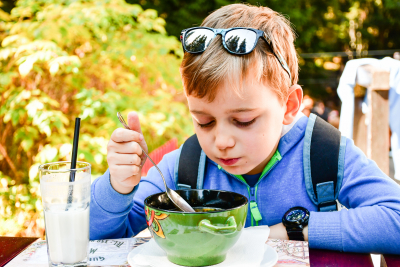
[234,118,256,127]
[197,121,215,128]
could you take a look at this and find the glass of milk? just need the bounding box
[39,161,91,267]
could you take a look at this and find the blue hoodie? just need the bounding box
[90,114,400,254]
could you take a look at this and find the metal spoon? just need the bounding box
[117,112,195,212]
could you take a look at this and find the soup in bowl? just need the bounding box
[144,189,248,266]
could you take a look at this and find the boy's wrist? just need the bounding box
[110,174,136,194]
[303,225,308,241]
[269,223,289,240]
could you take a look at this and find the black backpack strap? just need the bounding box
[177,134,206,189]
[303,114,347,212]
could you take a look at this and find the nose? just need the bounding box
[215,126,235,150]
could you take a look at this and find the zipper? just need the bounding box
[249,187,262,226]
[250,187,255,226]
[216,157,281,227]
[229,175,254,226]
[217,166,254,225]
[248,187,253,226]
[250,187,255,225]
[252,160,281,225]
[216,168,263,226]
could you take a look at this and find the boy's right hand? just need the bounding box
[107,111,148,194]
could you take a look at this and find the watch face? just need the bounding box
[285,209,306,222]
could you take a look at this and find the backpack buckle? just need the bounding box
[318,200,338,212]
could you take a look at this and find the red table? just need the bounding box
[1,236,399,267]
[308,248,400,267]
[0,237,39,267]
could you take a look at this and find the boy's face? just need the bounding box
[187,76,289,175]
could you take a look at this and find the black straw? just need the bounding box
[69,117,81,182]
[66,118,81,210]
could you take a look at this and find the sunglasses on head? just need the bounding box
[180,27,292,84]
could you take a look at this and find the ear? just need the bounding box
[283,84,303,125]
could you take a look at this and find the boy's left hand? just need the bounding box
[268,223,308,241]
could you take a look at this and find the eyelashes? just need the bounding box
[236,119,256,127]
[197,121,215,128]
[197,118,256,128]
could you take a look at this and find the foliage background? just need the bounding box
[1,0,399,237]
[0,0,193,237]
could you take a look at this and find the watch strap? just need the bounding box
[287,228,305,241]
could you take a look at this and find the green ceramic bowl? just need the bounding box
[144,189,248,266]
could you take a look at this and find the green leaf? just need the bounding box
[21,139,33,152]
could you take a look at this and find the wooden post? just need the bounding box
[353,86,367,154]
[354,65,390,175]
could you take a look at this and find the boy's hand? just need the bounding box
[107,111,148,194]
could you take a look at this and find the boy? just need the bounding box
[90,4,400,254]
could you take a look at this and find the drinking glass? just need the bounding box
[39,161,91,267]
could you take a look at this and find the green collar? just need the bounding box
[217,150,282,185]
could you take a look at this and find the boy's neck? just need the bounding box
[281,111,305,137]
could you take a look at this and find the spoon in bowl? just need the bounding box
[117,112,195,212]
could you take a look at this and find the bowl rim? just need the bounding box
[144,189,249,214]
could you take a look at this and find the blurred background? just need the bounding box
[0,0,399,237]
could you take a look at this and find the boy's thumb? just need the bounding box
[127,111,143,135]
[127,111,148,164]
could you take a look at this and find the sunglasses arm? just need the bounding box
[275,50,292,86]
[261,33,292,85]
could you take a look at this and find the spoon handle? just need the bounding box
[139,148,168,187]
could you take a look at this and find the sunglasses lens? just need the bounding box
[184,28,215,53]
[225,29,257,54]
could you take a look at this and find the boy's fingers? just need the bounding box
[108,141,143,155]
[120,171,141,183]
[108,153,141,166]
[110,165,141,181]
[111,128,143,143]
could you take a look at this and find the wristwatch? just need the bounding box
[282,206,310,241]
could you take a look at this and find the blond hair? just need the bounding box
[180,4,298,102]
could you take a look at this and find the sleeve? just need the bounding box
[89,149,180,240]
[308,138,400,254]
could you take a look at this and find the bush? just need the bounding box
[0,0,193,237]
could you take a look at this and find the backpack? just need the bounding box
[175,113,347,212]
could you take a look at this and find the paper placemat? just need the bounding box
[5,238,148,267]
[266,239,309,266]
[6,237,309,267]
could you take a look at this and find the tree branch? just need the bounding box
[0,142,18,178]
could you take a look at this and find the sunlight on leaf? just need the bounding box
[29,164,41,181]
[94,154,103,165]
[2,35,29,47]
[3,113,11,123]
[59,143,73,159]
[21,139,33,152]
[18,58,34,77]
[26,100,44,117]
[37,145,58,163]
[49,62,59,75]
